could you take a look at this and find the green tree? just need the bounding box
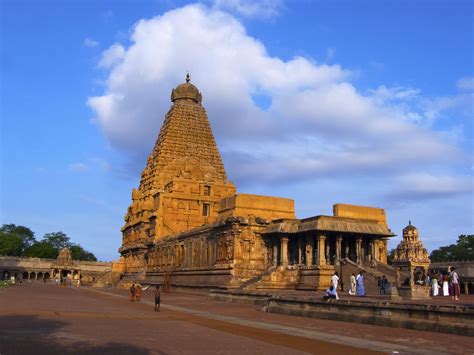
[70,245,97,261]
[42,232,72,250]
[24,231,71,259]
[0,224,36,256]
[430,235,474,262]
[0,233,23,256]
[24,241,58,259]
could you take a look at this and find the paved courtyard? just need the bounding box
[0,283,473,354]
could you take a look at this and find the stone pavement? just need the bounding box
[0,283,473,354]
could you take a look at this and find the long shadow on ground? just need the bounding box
[0,315,155,355]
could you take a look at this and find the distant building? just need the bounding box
[119,77,396,290]
[0,248,112,284]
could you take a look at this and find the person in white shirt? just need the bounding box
[331,272,339,300]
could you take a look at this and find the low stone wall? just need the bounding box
[209,290,474,336]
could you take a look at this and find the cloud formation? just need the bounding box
[457,76,474,91]
[84,38,99,48]
[88,4,470,201]
[213,0,283,18]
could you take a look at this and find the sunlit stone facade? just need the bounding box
[119,78,395,290]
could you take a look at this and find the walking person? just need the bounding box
[431,276,439,296]
[135,284,142,301]
[381,275,388,295]
[356,271,365,296]
[331,272,339,300]
[377,276,383,295]
[449,267,460,301]
[442,273,450,296]
[154,285,161,312]
[129,283,136,302]
[348,273,356,295]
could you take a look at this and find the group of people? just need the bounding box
[430,267,461,300]
[129,283,162,311]
[323,271,366,301]
[128,283,143,301]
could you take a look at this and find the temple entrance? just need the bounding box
[23,271,28,279]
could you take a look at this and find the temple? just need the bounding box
[118,77,396,290]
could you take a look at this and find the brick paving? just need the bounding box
[0,283,473,355]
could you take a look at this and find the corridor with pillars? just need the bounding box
[265,233,389,268]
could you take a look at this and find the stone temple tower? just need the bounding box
[119,76,236,270]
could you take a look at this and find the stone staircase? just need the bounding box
[341,258,397,295]
[237,266,277,290]
[92,271,123,288]
[117,270,146,288]
[249,266,301,290]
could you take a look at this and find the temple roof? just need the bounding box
[130,78,229,201]
[262,215,394,236]
[171,82,202,104]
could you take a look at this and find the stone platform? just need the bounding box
[209,289,474,336]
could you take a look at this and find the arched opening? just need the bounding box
[23,271,28,279]
[44,272,50,280]
[29,272,36,280]
[2,270,9,280]
[37,272,44,280]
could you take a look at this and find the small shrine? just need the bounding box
[57,248,73,266]
[393,221,431,299]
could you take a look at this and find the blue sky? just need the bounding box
[1,0,473,261]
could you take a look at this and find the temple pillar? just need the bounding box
[272,238,278,266]
[305,235,313,267]
[317,234,326,266]
[335,236,342,265]
[464,283,470,295]
[382,239,388,263]
[325,240,330,265]
[344,242,349,260]
[280,236,289,267]
[368,239,374,261]
[355,237,362,264]
[297,236,303,265]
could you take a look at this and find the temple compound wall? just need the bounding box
[119,77,395,290]
[0,248,112,285]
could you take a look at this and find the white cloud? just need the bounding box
[457,76,474,91]
[388,173,473,200]
[98,44,125,69]
[213,0,283,19]
[68,163,89,172]
[326,47,335,61]
[88,4,467,201]
[84,38,99,48]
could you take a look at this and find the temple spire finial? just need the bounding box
[409,220,411,225]
[185,72,190,83]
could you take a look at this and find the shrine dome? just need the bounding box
[403,221,419,240]
[171,74,202,104]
